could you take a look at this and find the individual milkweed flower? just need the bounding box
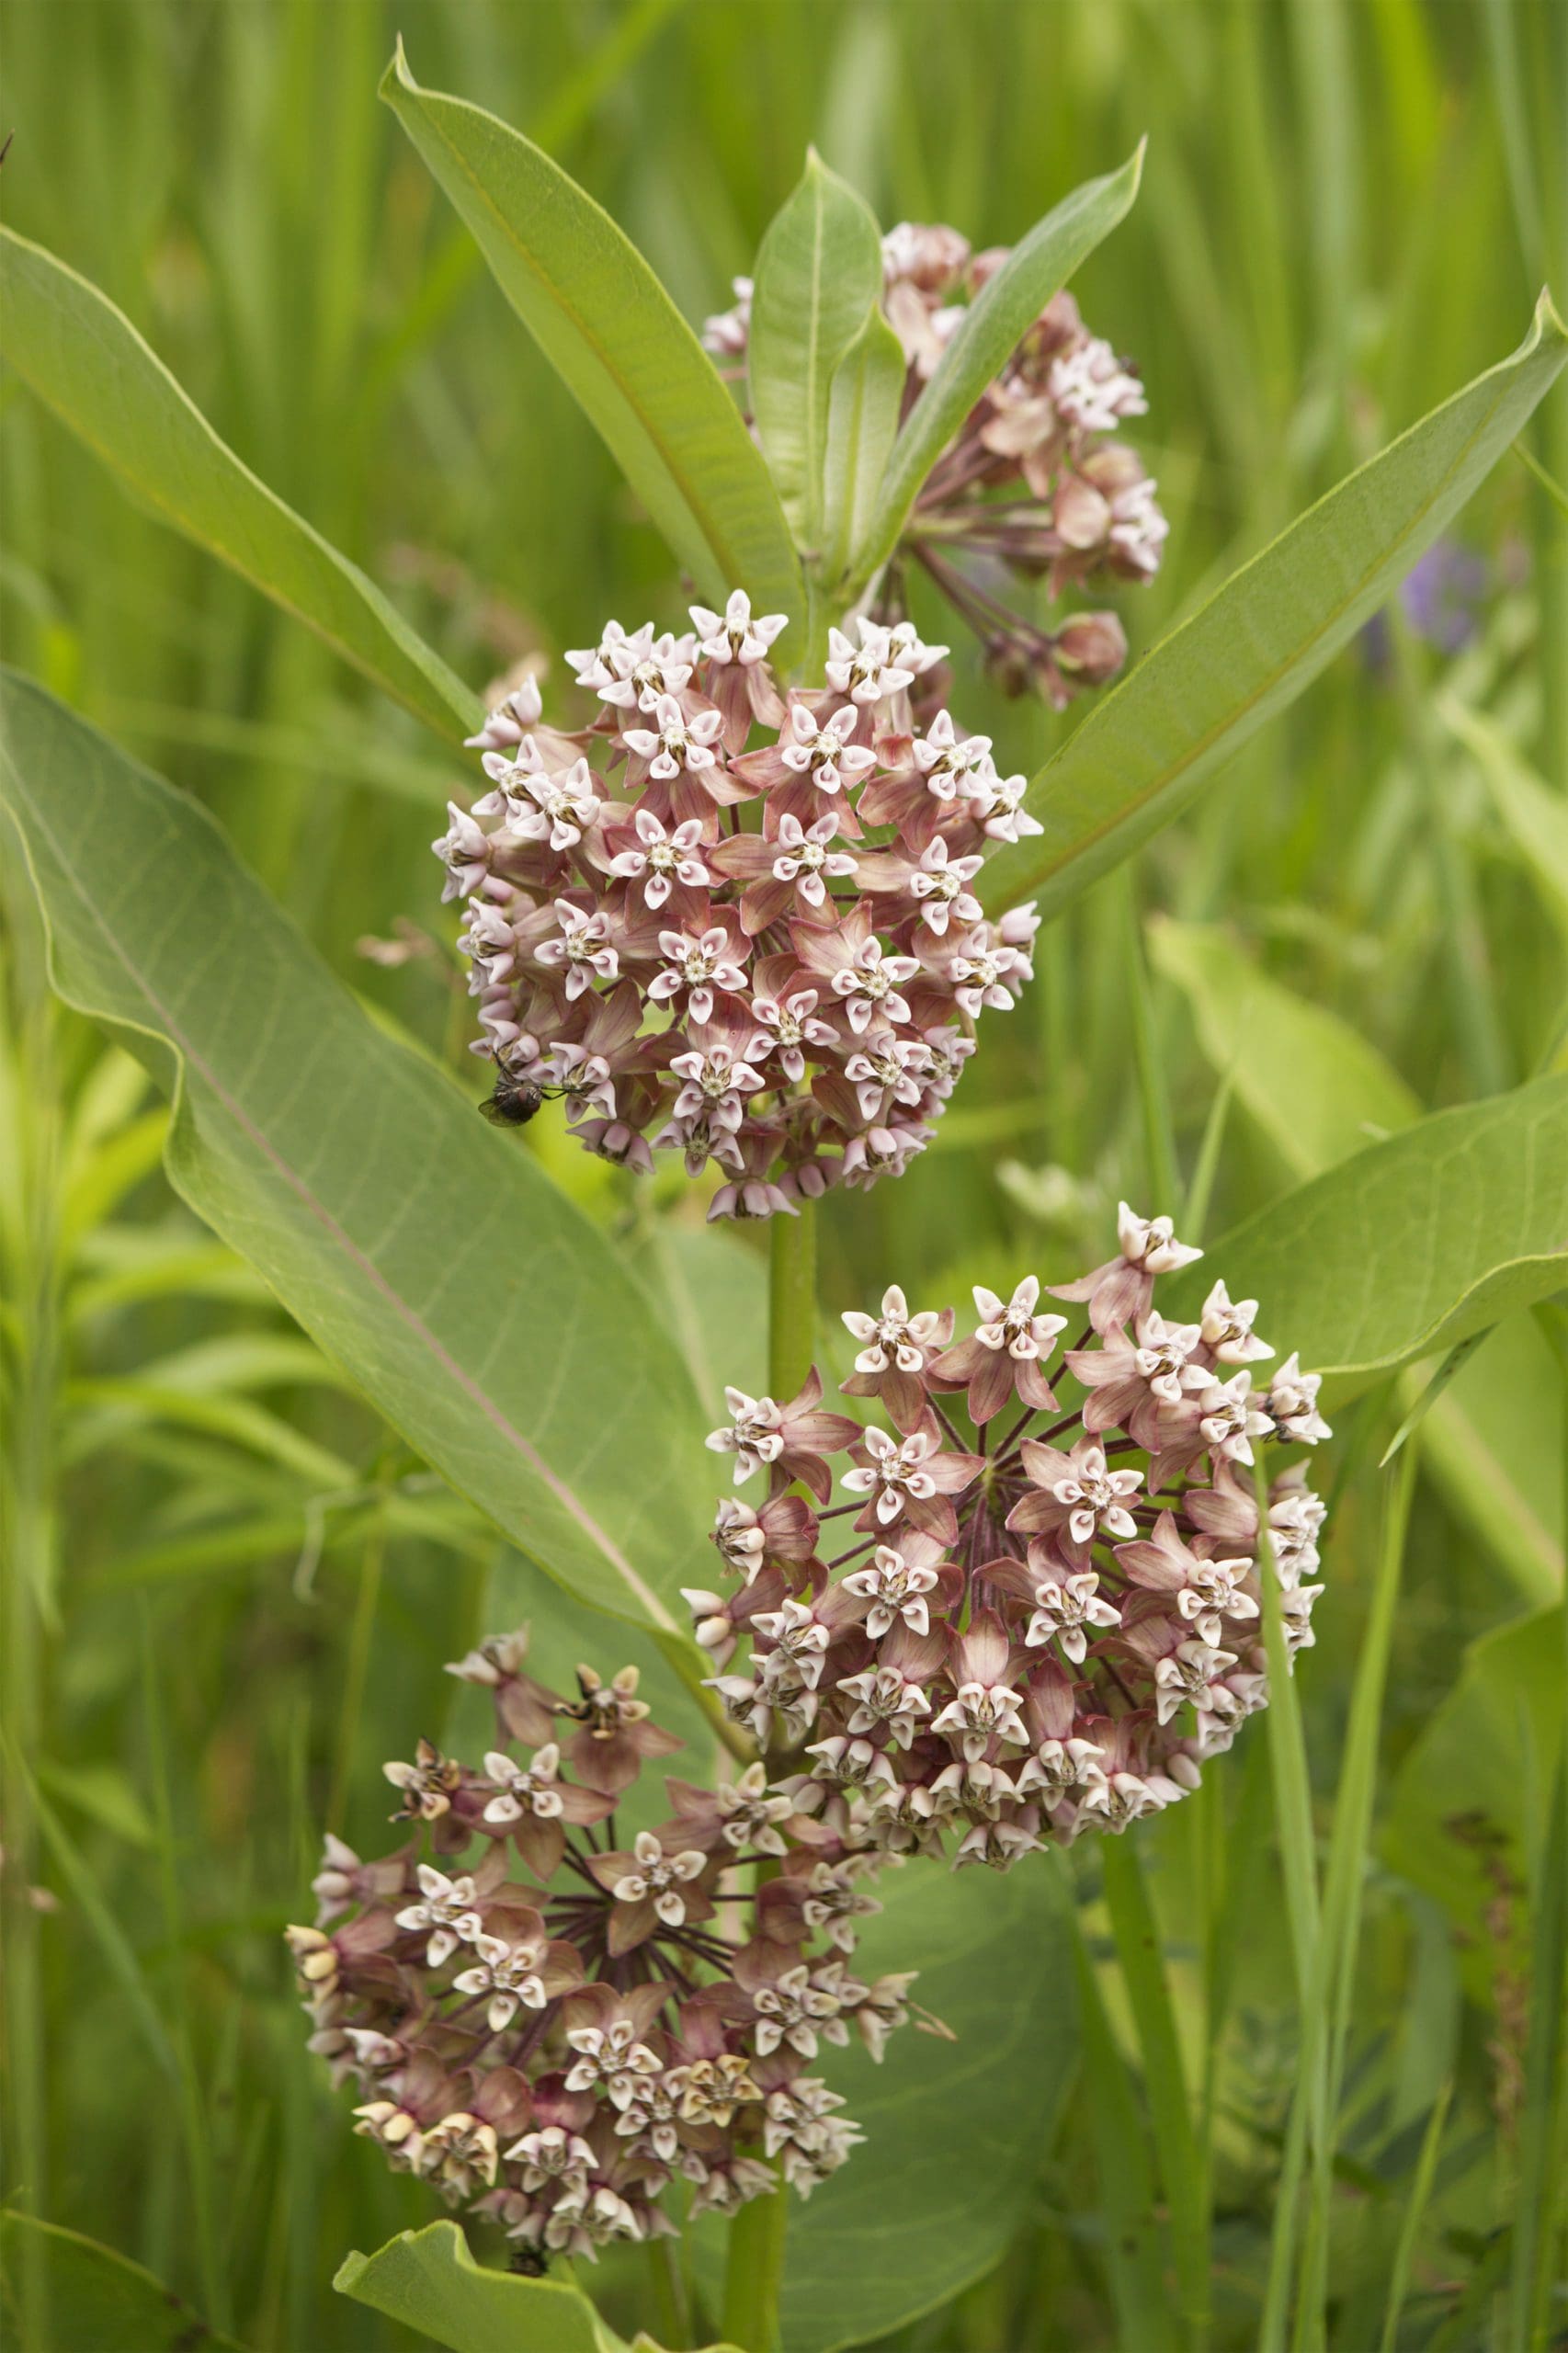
[688,1212,1332,1871]
[289,1631,919,2268]
[440,591,1042,1221]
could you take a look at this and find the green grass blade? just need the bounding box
[380,40,804,639]
[1071,1908,1181,2353]
[1377,2085,1453,2353]
[1254,1458,1323,2353]
[1100,1837,1210,2349]
[0,229,481,744]
[1295,1449,1416,2346]
[1509,1588,1568,2348]
[985,294,1568,919]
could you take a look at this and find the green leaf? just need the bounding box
[335,2221,608,2353]
[0,228,481,745]
[821,307,907,588]
[986,292,1568,918]
[747,151,884,546]
[1148,918,1422,1170]
[335,2221,741,2353]
[1163,1073,1568,1398]
[1153,919,1561,1601]
[381,41,804,634]
[778,1860,1076,2353]
[0,2212,250,2352]
[846,145,1145,596]
[1437,690,1568,937]
[0,672,712,1637]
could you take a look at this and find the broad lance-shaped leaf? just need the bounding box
[820,306,907,589]
[985,290,1568,919]
[843,143,1145,596]
[747,150,884,545]
[0,228,481,745]
[1163,1072,1568,1398]
[0,671,712,1634]
[381,41,804,637]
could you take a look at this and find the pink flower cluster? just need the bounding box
[434,594,1042,1215]
[289,1644,919,2264]
[705,222,1167,706]
[689,1208,1331,1865]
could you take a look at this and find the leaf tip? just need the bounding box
[378,33,415,105]
[1532,284,1567,351]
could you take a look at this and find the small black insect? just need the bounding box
[480,1067,547,1128]
[508,2246,551,2278]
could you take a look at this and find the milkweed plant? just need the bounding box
[2,27,1564,2353]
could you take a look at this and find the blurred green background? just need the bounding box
[1,2,1563,2347]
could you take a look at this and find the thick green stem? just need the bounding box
[720,1204,817,2352]
[767,1203,818,1399]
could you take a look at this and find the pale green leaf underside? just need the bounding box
[748,150,884,544]
[1165,1073,1568,1395]
[0,672,713,1633]
[381,41,804,634]
[849,144,1145,593]
[778,1863,1075,2353]
[986,291,1568,918]
[0,227,481,745]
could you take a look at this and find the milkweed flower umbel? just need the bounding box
[288,1641,926,2262]
[705,226,1167,707]
[437,593,1044,1215]
[688,1211,1331,1867]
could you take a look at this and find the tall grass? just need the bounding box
[1,2,1562,2346]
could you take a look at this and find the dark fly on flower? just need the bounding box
[508,2247,551,2279]
[480,1063,571,1129]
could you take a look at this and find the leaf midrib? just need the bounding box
[0,719,677,1631]
[406,87,782,602]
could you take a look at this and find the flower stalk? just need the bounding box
[722,1202,820,2351]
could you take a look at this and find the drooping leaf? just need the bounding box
[0,2213,250,2353]
[985,292,1568,918]
[1163,1073,1568,1397]
[0,228,481,744]
[0,672,712,1636]
[747,151,884,546]
[1437,690,1568,938]
[778,1860,1076,2353]
[821,307,907,588]
[380,41,804,635]
[335,2220,742,2353]
[1148,917,1422,1170]
[846,145,1145,595]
